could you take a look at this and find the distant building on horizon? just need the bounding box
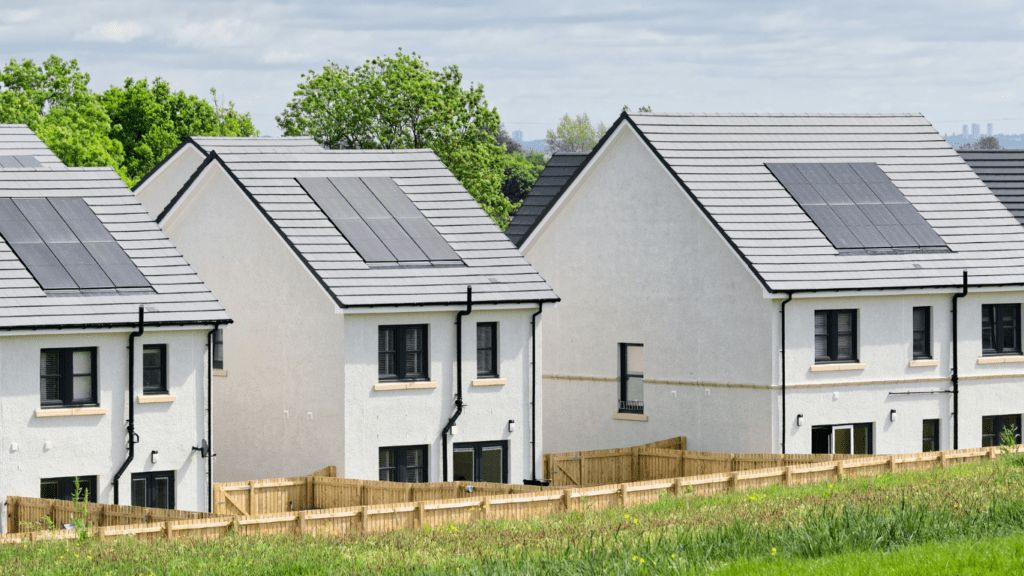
[972,123,981,140]
[512,130,523,144]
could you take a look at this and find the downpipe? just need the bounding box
[780,293,792,454]
[113,306,144,505]
[524,304,547,485]
[441,287,472,481]
[952,270,968,450]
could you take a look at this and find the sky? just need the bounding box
[2,1,1023,141]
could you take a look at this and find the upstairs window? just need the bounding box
[982,304,1021,356]
[212,328,224,370]
[142,345,167,395]
[378,325,428,381]
[619,343,644,414]
[913,307,931,359]
[40,348,97,407]
[476,322,498,378]
[814,310,857,363]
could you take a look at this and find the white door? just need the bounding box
[832,425,853,455]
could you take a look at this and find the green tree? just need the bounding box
[277,50,517,228]
[502,151,547,205]
[545,113,607,154]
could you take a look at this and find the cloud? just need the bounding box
[74,21,152,43]
[171,18,263,48]
[0,9,39,24]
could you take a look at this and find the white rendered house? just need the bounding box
[134,137,558,484]
[508,112,1024,458]
[0,126,230,532]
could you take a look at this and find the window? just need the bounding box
[40,476,97,503]
[618,344,644,414]
[810,423,873,455]
[378,325,428,381]
[476,322,498,378]
[452,441,507,483]
[40,348,97,407]
[922,419,939,452]
[814,310,857,363]
[982,304,1021,355]
[379,445,427,483]
[913,307,931,359]
[982,414,1022,447]
[142,345,166,394]
[212,328,224,370]
[131,471,175,509]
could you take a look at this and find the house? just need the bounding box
[132,137,558,484]
[508,112,1024,457]
[957,150,1024,225]
[0,125,230,532]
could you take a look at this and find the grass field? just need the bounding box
[2,456,1024,575]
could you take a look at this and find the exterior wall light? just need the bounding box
[797,414,803,427]
[450,424,457,436]
[509,420,516,433]
[890,409,897,423]
[151,450,159,464]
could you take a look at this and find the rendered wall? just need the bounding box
[134,145,207,221]
[525,126,776,455]
[0,329,209,532]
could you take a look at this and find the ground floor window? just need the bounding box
[453,440,507,483]
[922,419,940,452]
[131,471,175,509]
[40,476,97,503]
[379,445,428,482]
[810,423,873,455]
[982,414,1022,447]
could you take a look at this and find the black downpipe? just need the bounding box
[113,306,144,505]
[441,287,472,481]
[952,270,968,450]
[527,304,544,484]
[780,293,793,454]
[205,327,217,512]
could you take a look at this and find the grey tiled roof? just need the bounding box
[178,137,557,307]
[0,125,66,168]
[506,153,588,247]
[957,150,1024,225]
[0,128,229,328]
[525,113,1024,292]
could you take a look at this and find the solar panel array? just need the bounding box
[766,162,947,252]
[0,155,42,168]
[298,177,462,267]
[0,197,150,290]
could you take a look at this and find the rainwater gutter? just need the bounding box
[441,287,472,481]
[113,306,144,505]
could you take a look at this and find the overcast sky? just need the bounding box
[2,1,1022,140]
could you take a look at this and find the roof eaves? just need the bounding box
[131,137,209,192]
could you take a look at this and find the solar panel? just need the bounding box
[361,177,461,263]
[767,162,948,253]
[14,156,41,167]
[298,178,396,264]
[328,177,428,263]
[0,157,20,169]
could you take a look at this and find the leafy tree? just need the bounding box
[622,105,652,113]
[277,50,517,228]
[502,151,547,205]
[978,136,1002,150]
[545,113,607,154]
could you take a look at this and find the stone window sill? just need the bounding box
[138,394,176,404]
[977,355,1024,365]
[810,363,866,372]
[613,412,648,422]
[374,381,437,391]
[35,406,107,418]
[212,368,228,377]
[909,359,939,367]
[471,378,506,387]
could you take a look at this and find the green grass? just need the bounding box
[3,456,1024,575]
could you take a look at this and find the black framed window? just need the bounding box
[913,307,931,359]
[212,328,224,370]
[142,344,167,394]
[810,423,873,455]
[814,310,857,363]
[378,325,428,381]
[131,471,175,509]
[476,322,498,378]
[982,304,1021,356]
[40,348,97,407]
[619,343,644,414]
[379,445,428,483]
[40,476,97,503]
[922,419,939,452]
[982,414,1022,447]
[452,441,507,483]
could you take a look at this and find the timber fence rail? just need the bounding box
[4,445,1014,545]
[5,497,217,534]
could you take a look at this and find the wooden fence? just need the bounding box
[5,497,217,534]
[2,445,1010,545]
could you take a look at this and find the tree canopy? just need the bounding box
[545,113,607,154]
[277,50,518,228]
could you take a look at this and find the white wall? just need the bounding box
[525,125,776,455]
[0,328,209,532]
[134,145,207,221]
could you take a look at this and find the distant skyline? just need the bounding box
[2,1,1023,140]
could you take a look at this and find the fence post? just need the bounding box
[784,466,793,487]
[940,451,948,469]
[562,489,571,511]
[672,477,682,497]
[728,471,739,492]
[619,484,628,507]
[889,455,896,473]
[481,498,490,520]
[416,502,425,529]
[165,521,174,541]
[250,482,258,516]
[836,459,845,479]
[359,506,368,534]
[990,446,998,460]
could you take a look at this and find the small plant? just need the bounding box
[69,476,91,541]
[21,515,54,533]
[998,424,1020,458]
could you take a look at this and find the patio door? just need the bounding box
[832,425,854,455]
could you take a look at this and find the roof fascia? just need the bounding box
[132,137,209,193]
[156,152,217,224]
[341,300,557,315]
[772,283,1024,300]
[0,319,229,336]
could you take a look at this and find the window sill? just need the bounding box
[613,412,648,422]
[212,368,228,377]
[137,394,176,404]
[909,359,939,367]
[34,406,107,418]
[977,355,1024,365]
[810,363,866,372]
[374,381,437,391]
[471,378,506,387]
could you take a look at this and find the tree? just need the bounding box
[622,105,652,113]
[277,50,517,228]
[502,151,547,205]
[959,136,1003,151]
[545,113,607,154]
